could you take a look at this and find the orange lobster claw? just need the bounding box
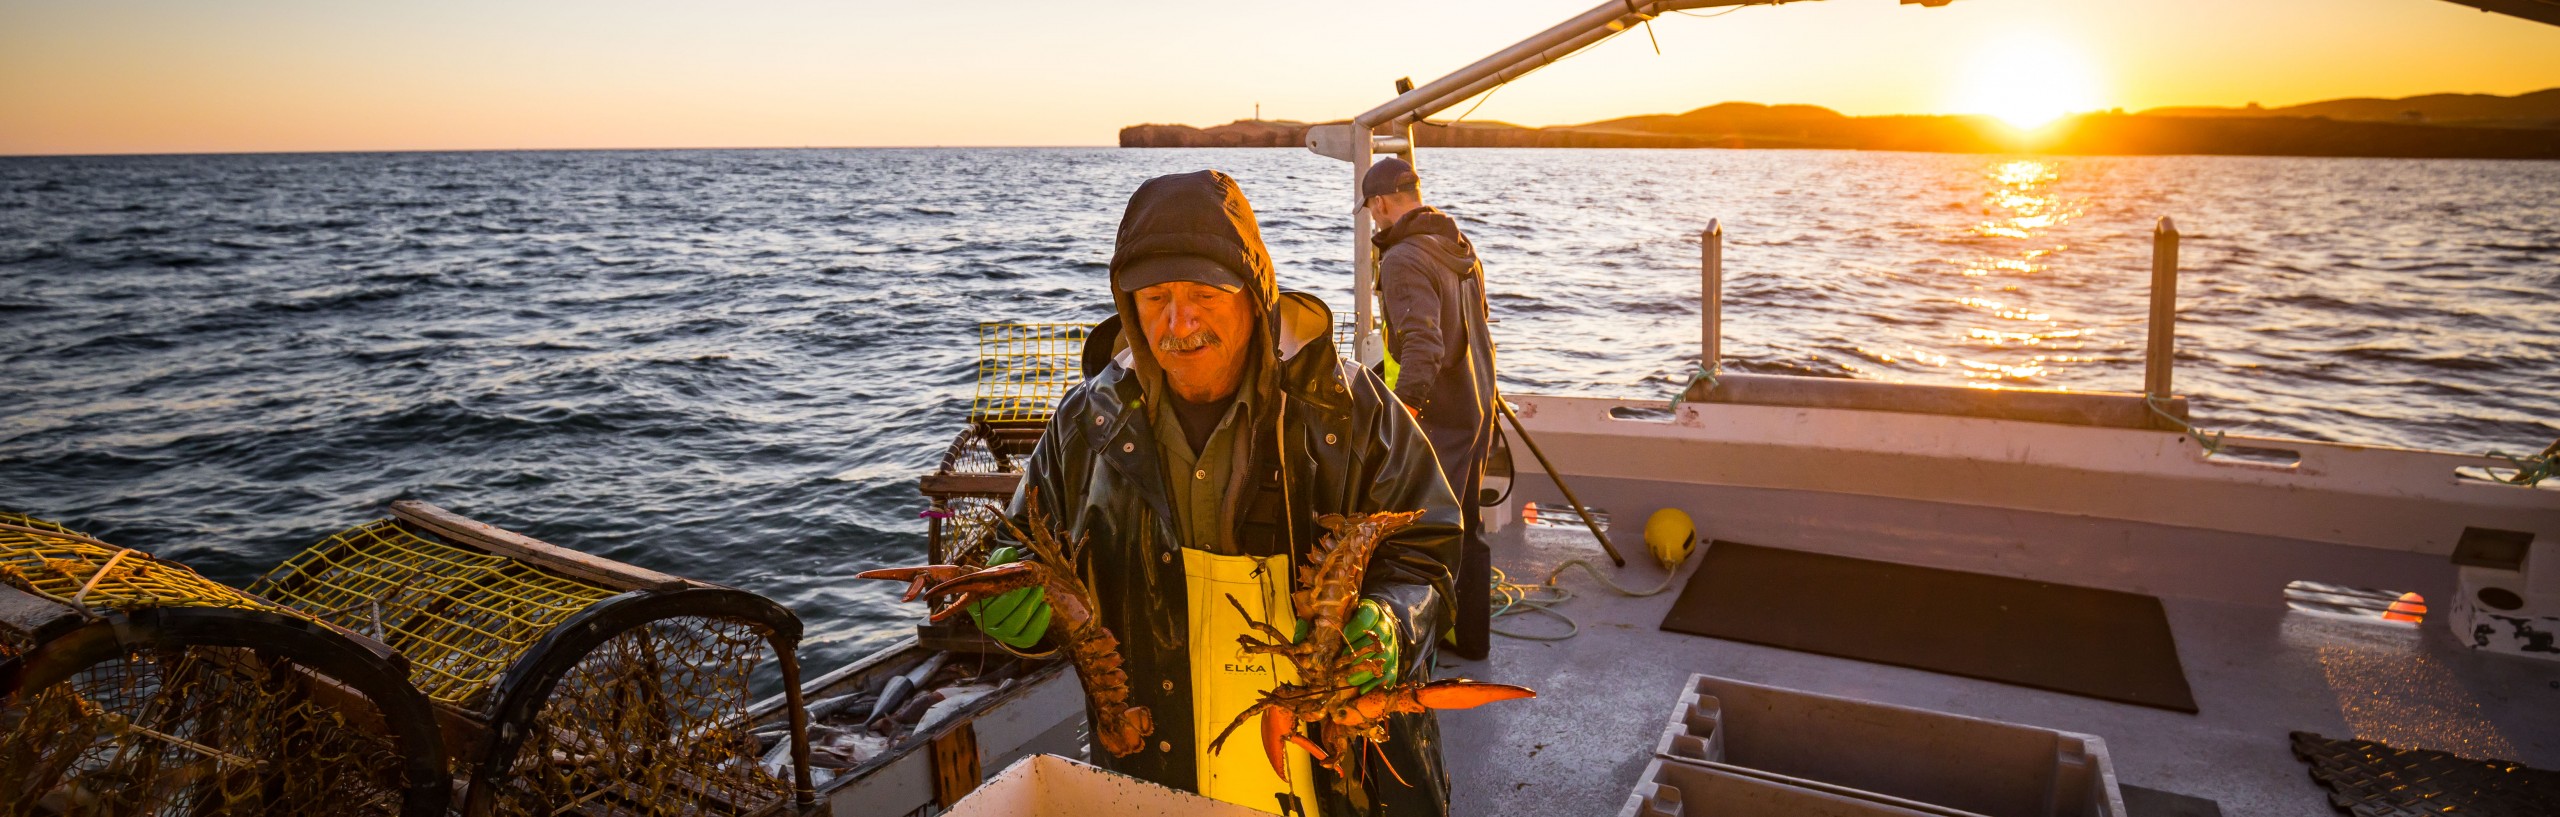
[1259,704,1298,780]
[1284,732,1330,769]
[919,561,1044,620]
[1412,680,1537,710]
[853,565,976,602]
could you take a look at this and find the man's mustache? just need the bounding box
[1157,329,1218,354]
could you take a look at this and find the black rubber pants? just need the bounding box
[1422,414,1495,661]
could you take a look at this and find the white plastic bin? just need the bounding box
[945,754,1271,817]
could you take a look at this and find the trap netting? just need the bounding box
[0,512,448,817]
[918,421,1039,651]
[250,502,813,815]
[0,512,266,616]
[479,614,793,815]
[972,322,1092,423]
[248,517,619,706]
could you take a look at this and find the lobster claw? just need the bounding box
[1260,704,1298,781]
[853,565,976,603]
[1412,679,1537,710]
[920,561,1045,620]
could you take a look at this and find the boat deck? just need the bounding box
[1437,515,2560,816]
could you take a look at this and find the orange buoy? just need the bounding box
[1521,501,1540,527]
[2381,591,2426,623]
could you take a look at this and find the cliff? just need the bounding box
[1122,91,2560,159]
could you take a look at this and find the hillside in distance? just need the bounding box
[2142,88,2560,129]
[1121,89,2560,159]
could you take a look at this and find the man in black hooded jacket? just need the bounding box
[970,170,1465,816]
[1363,157,1499,661]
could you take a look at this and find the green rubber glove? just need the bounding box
[1297,599,1399,693]
[965,546,1050,650]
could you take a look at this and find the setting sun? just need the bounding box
[1953,34,2107,129]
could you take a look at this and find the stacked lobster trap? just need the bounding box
[0,512,448,816]
[915,322,1093,652]
[251,500,816,816]
[1,502,818,817]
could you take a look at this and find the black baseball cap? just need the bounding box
[1359,157,1420,210]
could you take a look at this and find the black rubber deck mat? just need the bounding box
[2290,732,2560,817]
[1660,541,2197,712]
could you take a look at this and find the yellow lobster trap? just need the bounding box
[0,512,450,817]
[916,322,1096,652]
[249,500,818,817]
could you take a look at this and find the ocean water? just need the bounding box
[2,147,2555,670]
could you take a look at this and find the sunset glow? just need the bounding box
[1952,34,2107,129]
[0,0,2553,154]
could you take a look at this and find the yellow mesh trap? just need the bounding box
[971,322,1092,422]
[249,507,812,813]
[248,518,617,706]
[1,512,435,816]
[0,511,269,616]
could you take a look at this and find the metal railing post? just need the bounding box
[2144,216,2179,398]
[1350,134,1380,367]
[1702,219,1722,374]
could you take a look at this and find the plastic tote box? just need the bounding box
[1635,674,2126,817]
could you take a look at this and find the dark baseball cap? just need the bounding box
[1115,254,1246,293]
[1359,157,1420,210]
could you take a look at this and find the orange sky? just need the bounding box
[2,0,2555,155]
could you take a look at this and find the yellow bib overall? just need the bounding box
[1183,547,1322,815]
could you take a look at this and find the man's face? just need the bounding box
[1134,280,1256,403]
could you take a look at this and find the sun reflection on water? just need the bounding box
[1930,159,2089,384]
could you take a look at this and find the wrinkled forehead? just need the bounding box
[1133,280,1254,307]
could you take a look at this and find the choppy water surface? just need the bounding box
[2,148,2554,668]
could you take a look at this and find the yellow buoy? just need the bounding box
[1644,508,1697,572]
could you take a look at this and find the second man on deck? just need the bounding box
[1364,157,1499,661]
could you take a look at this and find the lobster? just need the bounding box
[854,492,1155,757]
[1207,511,1535,784]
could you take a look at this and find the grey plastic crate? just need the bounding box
[1647,674,2125,817]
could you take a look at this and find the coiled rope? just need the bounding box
[1489,558,1684,642]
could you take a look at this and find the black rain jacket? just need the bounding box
[1374,206,1498,473]
[1006,170,1464,816]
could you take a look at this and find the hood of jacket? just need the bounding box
[1371,205,1476,267]
[1107,170,1282,412]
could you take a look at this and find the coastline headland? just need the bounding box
[1122,90,2560,159]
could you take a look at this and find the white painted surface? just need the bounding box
[947,755,1269,817]
[1505,394,2558,558]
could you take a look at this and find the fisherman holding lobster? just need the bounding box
[871,170,1512,816]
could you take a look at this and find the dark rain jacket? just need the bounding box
[1374,207,1498,479]
[1007,171,1465,816]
